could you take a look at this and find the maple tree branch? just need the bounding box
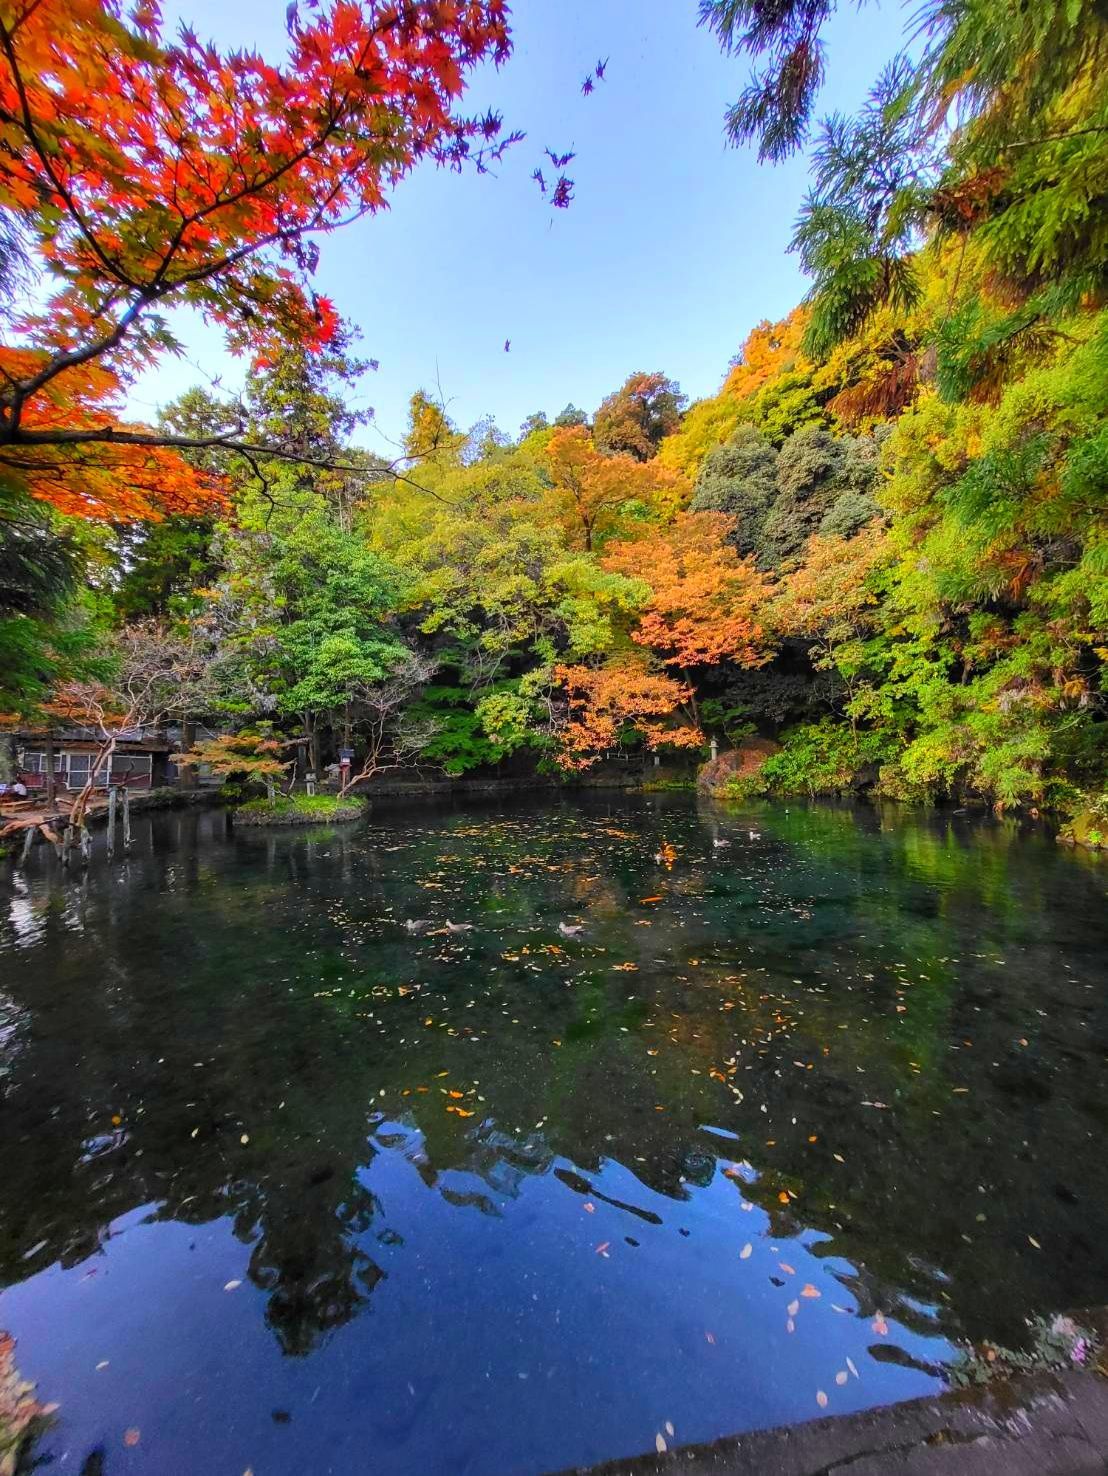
[1,425,465,505]
[0,20,141,292]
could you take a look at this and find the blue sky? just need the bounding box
[130,0,909,455]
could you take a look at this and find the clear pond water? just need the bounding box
[1,794,1107,1475]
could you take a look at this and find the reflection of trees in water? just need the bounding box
[2,798,1108,1360]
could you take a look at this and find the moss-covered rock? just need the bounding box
[1057,807,1107,850]
[697,739,780,799]
[234,793,367,827]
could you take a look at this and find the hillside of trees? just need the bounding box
[1,0,1104,822]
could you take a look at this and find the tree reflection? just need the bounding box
[1,796,1107,1362]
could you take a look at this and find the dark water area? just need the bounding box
[1,794,1107,1475]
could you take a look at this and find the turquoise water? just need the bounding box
[1,794,1106,1473]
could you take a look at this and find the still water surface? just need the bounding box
[1,794,1107,1474]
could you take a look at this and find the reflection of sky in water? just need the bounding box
[1,795,1106,1475]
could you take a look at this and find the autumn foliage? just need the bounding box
[0,0,514,518]
[603,512,772,668]
[544,425,689,551]
[553,659,703,769]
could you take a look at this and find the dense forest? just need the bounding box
[1,0,1105,827]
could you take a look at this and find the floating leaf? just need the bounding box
[739,1242,752,1259]
[816,1390,828,1408]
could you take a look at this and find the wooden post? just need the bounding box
[44,729,57,806]
[107,785,118,859]
[306,770,316,797]
[80,826,92,864]
[123,786,132,849]
[20,825,34,864]
[61,824,74,868]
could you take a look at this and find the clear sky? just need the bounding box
[128,0,908,456]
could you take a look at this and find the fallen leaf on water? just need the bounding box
[1028,1235,1041,1249]
[787,1299,799,1316]
[816,1391,828,1409]
[224,1279,242,1291]
[835,1371,848,1386]
[655,1434,667,1453]
[801,1283,820,1299]
[96,1360,109,1370]
[447,1106,475,1118]
[739,1243,752,1259]
[240,1133,249,1145]
[123,1428,141,1447]
[872,1314,889,1336]
[665,1421,675,1437]
[779,1262,796,1275]
[786,1317,795,1333]
[705,1331,716,1344]
[778,1191,790,1204]
[583,1202,595,1213]
[846,1357,859,1379]
[448,1090,464,1099]
[595,1242,610,1257]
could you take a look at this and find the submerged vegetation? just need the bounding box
[0,0,1104,825]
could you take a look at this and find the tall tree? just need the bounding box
[593,372,687,460]
[544,425,689,552]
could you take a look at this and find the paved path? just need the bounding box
[566,1370,1108,1475]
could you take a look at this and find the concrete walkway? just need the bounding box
[566,1370,1108,1475]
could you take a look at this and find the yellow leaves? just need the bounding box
[446,1105,474,1118]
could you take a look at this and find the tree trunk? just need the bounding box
[179,718,197,790]
[107,785,117,859]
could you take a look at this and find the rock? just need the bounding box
[1057,809,1107,850]
[698,740,780,798]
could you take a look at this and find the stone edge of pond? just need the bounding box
[561,1366,1108,1475]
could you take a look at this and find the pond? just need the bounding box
[1,794,1107,1474]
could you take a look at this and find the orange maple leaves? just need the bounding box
[603,512,771,668]
[0,0,513,517]
[0,348,223,521]
[544,426,689,551]
[554,512,775,767]
[553,660,703,769]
